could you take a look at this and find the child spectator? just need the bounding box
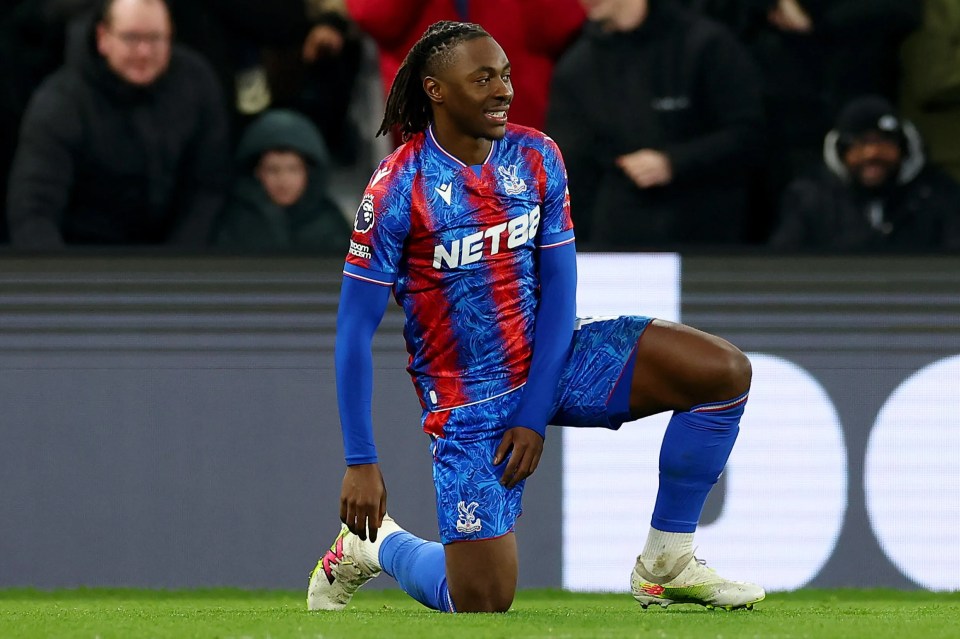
[215,109,350,253]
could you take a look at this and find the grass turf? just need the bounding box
[1,588,958,639]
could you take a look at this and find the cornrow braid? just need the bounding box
[377,20,490,139]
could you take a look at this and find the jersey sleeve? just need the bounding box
[343,161,412,286]
[509,240,577,438]
[335,275,392,465]
[539,136,575,249]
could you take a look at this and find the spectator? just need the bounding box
[270,0,367,165]
[547,0,764,248]
[6,0,230,249]
[163,1,309,133]
[686,1,920,107]
[167,1,365,163]
[215,109,350,253]
[691,0,922,243]
[770,95,960,252]
[345,0,585,136]
[900,0,960,185]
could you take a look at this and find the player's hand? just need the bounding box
[494,427,544,489]
[340,463,387,542]
[616,149,673,188]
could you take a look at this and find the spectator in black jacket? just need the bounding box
[164,0,365,164]
[547,0,764,248]
[6,0,230,249]
[215,109,350,253]
[770,95,960,252]
[682,0,923,242]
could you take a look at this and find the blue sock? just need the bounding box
[379,531,455,612]
[651,393,748,533]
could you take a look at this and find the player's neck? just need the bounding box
[430,123,493,166]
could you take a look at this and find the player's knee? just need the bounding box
[460,595,514,613]
[714,343,752,397]
[452,582,515,613]
[730,347,752,391]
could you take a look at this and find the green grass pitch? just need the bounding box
[1,588,958,639]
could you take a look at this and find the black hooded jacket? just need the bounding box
[770,121,960,251]
[547,0,764,248]
[6,23,230,248]
[214,109,350,253]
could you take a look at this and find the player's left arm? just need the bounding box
[496,137,577,489]
[496,241,576,488]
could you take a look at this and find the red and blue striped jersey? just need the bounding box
[344,124,574,431]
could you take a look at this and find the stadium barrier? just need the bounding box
[0,254,956,591]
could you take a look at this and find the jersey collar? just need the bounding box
[426,124,498,170]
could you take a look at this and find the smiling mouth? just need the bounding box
[485,109,508,124]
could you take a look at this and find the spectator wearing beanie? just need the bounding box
[770,95,960,251]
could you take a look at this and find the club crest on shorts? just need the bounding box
[455,501,482,534]
[354,193,375,233]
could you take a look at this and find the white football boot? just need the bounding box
[307,514,402,611]
[631,552,765,610]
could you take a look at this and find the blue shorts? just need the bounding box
[430,315,652,543]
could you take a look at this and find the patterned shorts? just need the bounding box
[430,315,652,543]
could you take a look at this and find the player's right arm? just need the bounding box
[334,157,411,541]
[335,275,391,541]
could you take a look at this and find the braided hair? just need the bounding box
[377,21,491,139]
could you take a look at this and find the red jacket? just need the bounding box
[346,0,585,131]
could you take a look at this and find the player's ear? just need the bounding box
[423,76,443,104]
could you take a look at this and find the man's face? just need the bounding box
[429,36,513,141]
[96,0,172,87]
[256,151,309,207]
[842,133,903,189]
[579,0,648,30]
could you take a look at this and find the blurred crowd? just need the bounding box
[1,0,958,254]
